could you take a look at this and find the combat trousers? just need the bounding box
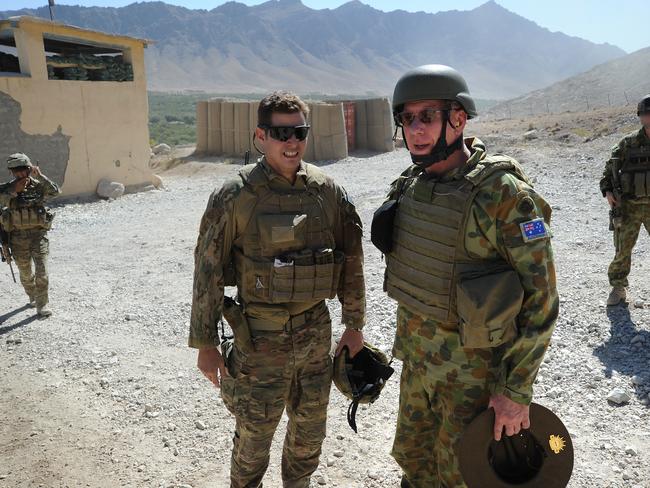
[221,301,333,488]
[10,228,50,307]
[608,200,650,287]
[391,309,505,488]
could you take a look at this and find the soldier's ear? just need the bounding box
[255,126,267,143]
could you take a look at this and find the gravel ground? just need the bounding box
[1,112,649,488]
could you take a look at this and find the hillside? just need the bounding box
[0,0,625,99]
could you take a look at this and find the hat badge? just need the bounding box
[549,434,566,454]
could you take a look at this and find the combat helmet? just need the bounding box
[333,343,394,432]
[637,94,650,116]
[393,64,477,168]
[7,153,32,169]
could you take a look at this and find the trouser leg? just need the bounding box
[609,203,643,287]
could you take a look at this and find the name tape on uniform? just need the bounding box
[519,218,547,242]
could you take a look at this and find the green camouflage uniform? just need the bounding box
[0,175,60,307]
[385,138,558,488]
[189,157,365,488]
[599,128,650,288]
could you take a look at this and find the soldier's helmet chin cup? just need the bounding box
[392,64,476,168]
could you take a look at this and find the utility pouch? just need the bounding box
[457,270,523,348]
[371,199,398,254]
[222,296,254,354]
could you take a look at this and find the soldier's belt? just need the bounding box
[246,301,328,333]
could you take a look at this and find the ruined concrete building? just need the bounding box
[0,16,153,197]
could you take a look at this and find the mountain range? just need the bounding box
[0,0,626,99]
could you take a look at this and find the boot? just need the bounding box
[37,304,52,318]
[607,286,627,306]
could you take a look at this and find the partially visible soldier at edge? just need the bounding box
[188,92,366,488]
[376,65,558,487]
[600,94,650,306]
[0,153,60,317]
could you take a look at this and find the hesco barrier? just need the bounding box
[195,97,394,161]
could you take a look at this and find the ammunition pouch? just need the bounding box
[371,199,398,254]
[2,206,53,231]
[234,248,344,303]
[456,269,523,348]
[620,148,650,198]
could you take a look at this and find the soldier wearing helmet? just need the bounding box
[600,94,650,306]
[372,65,558,487]
[0,153,60,317]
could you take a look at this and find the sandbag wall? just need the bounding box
[352,97,395,153]
[194,99,261,160]
[195,97,394,160]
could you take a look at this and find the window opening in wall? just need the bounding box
[0,30,22,74]
[42,35,133,82]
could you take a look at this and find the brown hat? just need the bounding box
[459,403,573,488]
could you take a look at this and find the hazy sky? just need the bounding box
[3,0,648,53]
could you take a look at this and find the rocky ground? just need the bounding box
[1,107,649,487]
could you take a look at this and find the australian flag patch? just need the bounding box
[519,218,547,242]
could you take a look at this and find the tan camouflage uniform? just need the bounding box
[600,128,650,288]
[189,157,365,488]
[385,138,558,488]
[0,175,60,308]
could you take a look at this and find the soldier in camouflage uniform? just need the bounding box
[0,153,60,317]
[376,65,558,487]
[600,95,650,306]
[189,92,366,488]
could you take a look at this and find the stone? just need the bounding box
[631,375,645,386]
[99,377,110,388]
[625,446,637,456]
[96,179,125,199]
[631,334,644,345]
[151,174,165,190]
[523,129,538,140]
[607,388,631,405]
[314,474,327,485]
[333,449,344,457]
[153,143,171,155]
[326,457,335,467]
[195,420,207,430]
[633,299,645,308]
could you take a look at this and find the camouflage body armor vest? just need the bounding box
[233,163,344,309]
[385,156,528,330]
[619,144,650,198]
[0,179,53,232]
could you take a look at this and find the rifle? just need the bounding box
[0,226,16,283]
[609,158,623,231]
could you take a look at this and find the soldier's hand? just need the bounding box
[197,346,229,388]
[30,166,42,178]
[335,328,364,358]
[605,191,618,208]
[13,177,29,193]
[488,394,530,441]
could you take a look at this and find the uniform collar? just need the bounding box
[259,157,308,188]
[431,137,486,181]
[637,127,650,144]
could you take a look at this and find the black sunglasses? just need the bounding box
[395,108,451,127]
[259,124,310,142]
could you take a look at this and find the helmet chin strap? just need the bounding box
[402,110,464,169]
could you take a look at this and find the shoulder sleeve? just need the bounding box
[600,140,623,196]
[0,181,16,207]
[188,181,239,348]
[473,172,559,404]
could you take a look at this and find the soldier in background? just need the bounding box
[0,153,60,317]
[189,92,366,488]
[374,65,558,487]
[600,95,650,306]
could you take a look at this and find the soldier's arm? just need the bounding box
[333,185,366,329]
[475,174,559,405]
[38,174,61,198]
[600,142,621,197]
[188,184,237,348]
